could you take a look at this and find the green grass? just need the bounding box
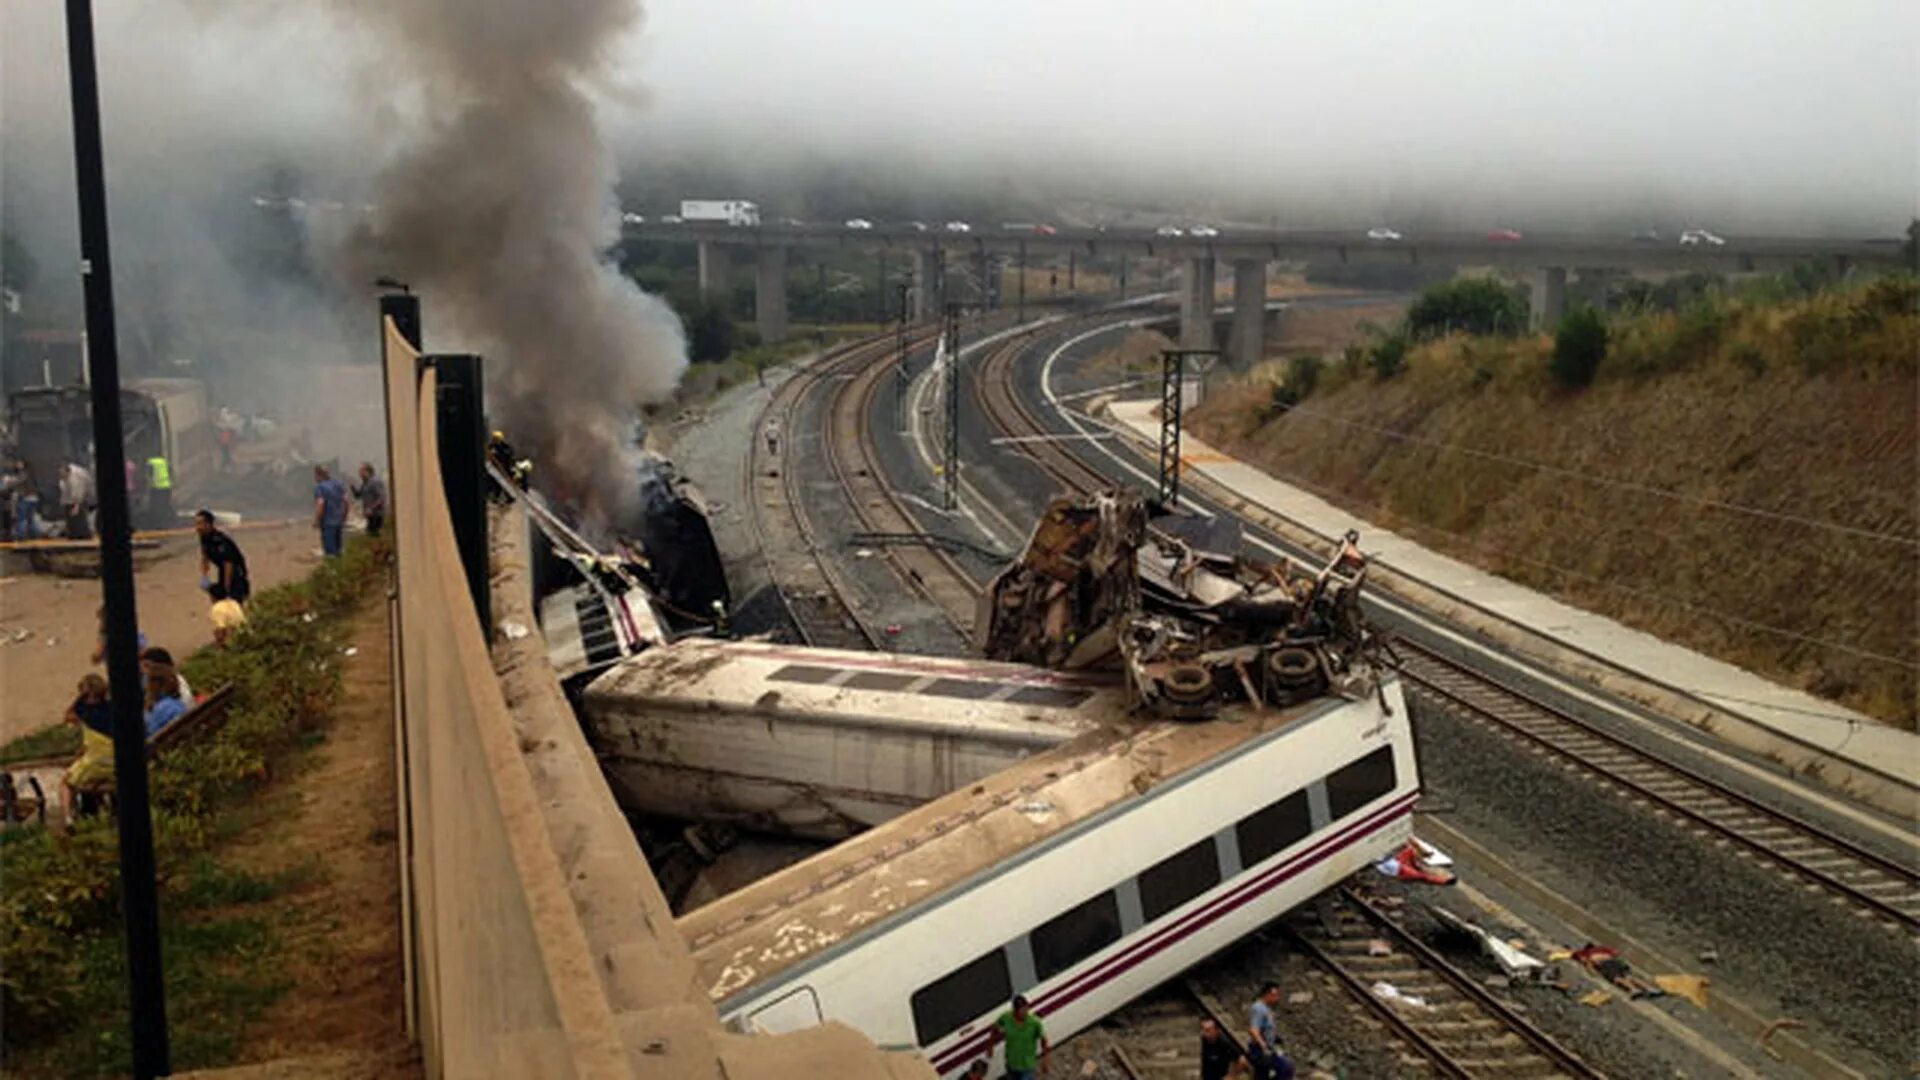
[0,724,81,766]
[0,536,389,1075]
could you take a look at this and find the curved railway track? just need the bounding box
[970,315,1920,937]
[823,326,984,637]
[1397,640,1920,935]
[746,334,914,649]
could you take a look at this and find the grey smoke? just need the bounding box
[335,0,688,534]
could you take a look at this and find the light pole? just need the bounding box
[63,0,169,1073]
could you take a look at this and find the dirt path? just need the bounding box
[198,600,419,1077]
[0,522,324,744]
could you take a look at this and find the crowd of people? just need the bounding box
[55,509,258,818]
[1,452,183,541]
[956,983,1296,1079]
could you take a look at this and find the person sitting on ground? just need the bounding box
[139,646,193,704]
[195,510,251,604]
[61,673,114,818]
[142,671,187,738]
[209,596,247,648]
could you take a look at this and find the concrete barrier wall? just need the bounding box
[387,322,633,1077]
[384,319,935,1079]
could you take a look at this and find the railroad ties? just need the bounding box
[1284,889,1601,1079]
[1398,642,1920,936]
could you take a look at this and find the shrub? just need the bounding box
[1269,354,1322,411]
[1550,307,1608,388]
[0,536,387,1063]
[1405,277,1528,339]
[1368,332,1410,379]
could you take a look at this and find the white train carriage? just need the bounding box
[583,640,1125,837]
[678,678,1416,1077]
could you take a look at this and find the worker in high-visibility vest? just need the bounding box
[145,455,174,530]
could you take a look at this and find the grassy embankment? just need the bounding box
[0,538,389,1076]
[1190,274,1918,727]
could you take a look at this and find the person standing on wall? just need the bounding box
[351,462,387,537]
[313,465,348,558]
[145,453,173,530]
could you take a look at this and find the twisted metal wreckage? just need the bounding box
[980,489,1393,719]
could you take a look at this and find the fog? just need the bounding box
[2,0,1915,422]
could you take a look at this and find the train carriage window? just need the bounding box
[910,948,1013,1046]
[1326,746,1398,820]
[1137,838,1221,924]
[1030,890,1123,981]
[1235,790,1312,870]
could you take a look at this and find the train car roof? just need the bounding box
[676,691,1354,1003]
[584,638,1127,745]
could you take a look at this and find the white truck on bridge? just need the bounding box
[679,199,760,227]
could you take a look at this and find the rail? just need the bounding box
[1397,640,1920,934]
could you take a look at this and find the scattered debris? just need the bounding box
[884,623,903,636]
[1286,990,1314,1005]
[1374,841,1457,886]
[501,620,531,641]
[341,646,360,657]
[1370,981,1430,1010]
[1430,906,1544,978]
[853,547,875,559]
[1757,1017,1807,1060]
[1366,939,1393,957]
[1698,946,1719,965]
[1654,974,1711,1009]
[1485,975,1511,990]
[1571,944,1664,999]
[1411,836,1454,867]
[981,490,1393,719]
[1578,989,1613,1008]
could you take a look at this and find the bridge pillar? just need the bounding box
[1229,259,1267,368]
[1529,266,1567,329]
[697,241,730,303]
[755,246,789,344]
[1180,255,1217,350]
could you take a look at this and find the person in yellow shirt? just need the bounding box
[211,597,248,648]
[61,674,114,819]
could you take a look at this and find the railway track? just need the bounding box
[1398,640,1920,935]
[1284,888,1603,1079]
[746,334,915,649]
[1084,978,1244,1080]
[823,323,985,637]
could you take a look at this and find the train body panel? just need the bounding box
[584,640,1120,838]
[681,679,1415,1076]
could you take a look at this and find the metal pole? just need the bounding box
[1068,252,1076,298]
[1119,254,1128,300]
[1017,241,1027,323]
[943,303,962,511]
[63,1,169,1073]
[1156,350,1215,508]
[894,282,910,426]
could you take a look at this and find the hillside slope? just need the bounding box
[1190,276,1918,726]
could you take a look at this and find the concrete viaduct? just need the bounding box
[630,221,1905,366]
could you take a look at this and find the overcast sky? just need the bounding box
[624,0,1918,229]
[4,0,1917,271]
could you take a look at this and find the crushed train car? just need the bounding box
[981,489,1391,719]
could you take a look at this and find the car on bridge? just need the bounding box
[1366,226,1403,241]
[1680,228,1726,246]
[620,211,646,225]
[909,221,930,232]
[1190,225,1220,238]
[1487,227,1524,242]
[662,215,683,224]
[1154,225,1184,238]
[944,220,971,233]
[1034,223,1058,236]
[845,218,874,230]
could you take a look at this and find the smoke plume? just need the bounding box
[338,0,687,534]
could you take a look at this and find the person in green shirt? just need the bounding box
[992,995,1049,1079]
